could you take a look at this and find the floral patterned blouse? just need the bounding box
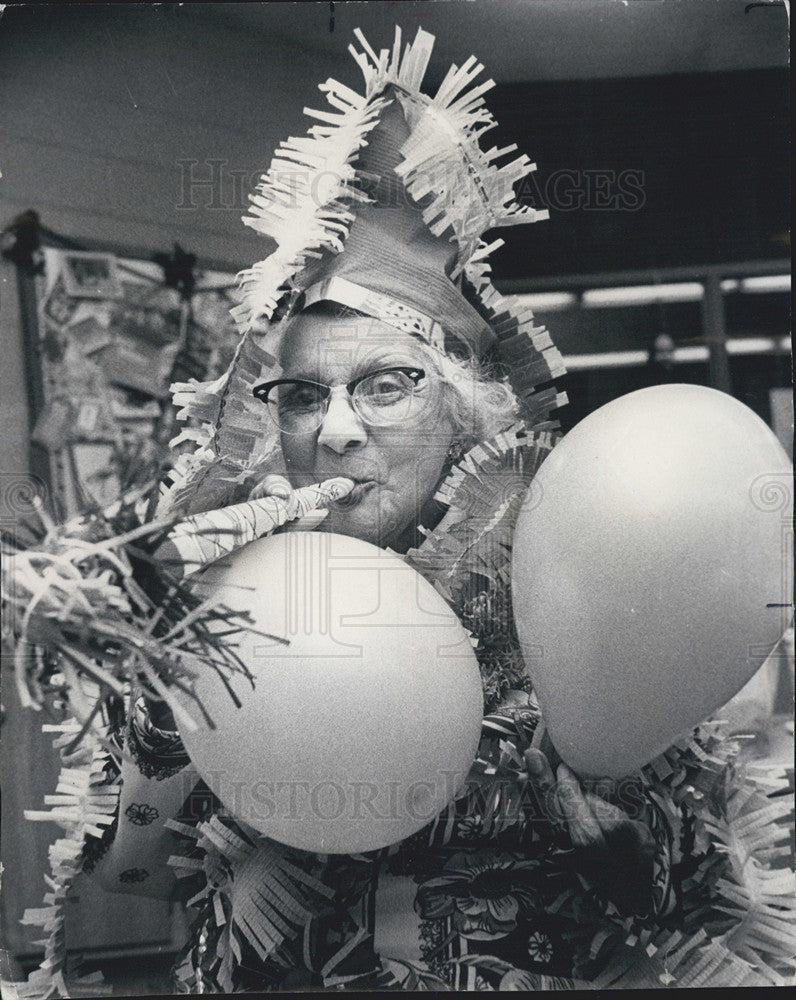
[88,687,672,993]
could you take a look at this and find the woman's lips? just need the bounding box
[329,480,377,509]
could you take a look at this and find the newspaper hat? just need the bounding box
[286,98,495,359]
[162,27,567,515]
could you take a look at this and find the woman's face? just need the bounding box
[276,311,456,548]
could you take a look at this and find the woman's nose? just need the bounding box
[316,391,368,454]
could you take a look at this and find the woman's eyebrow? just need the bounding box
[279,353,422,383]
[353,354,422,376]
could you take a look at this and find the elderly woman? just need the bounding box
[12,26,793,997]
[92,310,660,991]
[78,29,668,989]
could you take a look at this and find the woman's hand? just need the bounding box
[524,747,656,915]
[143,474,355,733]
[249,473,325,531]
[155,476,354,581]
[248,473,295,502]
[249,473,357,531]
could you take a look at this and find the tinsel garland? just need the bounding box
[0,492,274,738]
[7,714,119,1000]
[436,718,794,990]
[405,422,557,608]
[0,472,354,997]
[158,336,283,519]
[405,422,555,713]
[1,490,294,998]
[465,247,568,431]
[590,725,796,988]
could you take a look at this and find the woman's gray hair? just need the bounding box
[413,340,519,448]
[268,301,520,448]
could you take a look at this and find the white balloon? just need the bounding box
[177,532,484,854]
[512,384,793,778]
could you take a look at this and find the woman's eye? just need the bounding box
[374,377,403,394]
[365,372,410,400]
[282,384,323,409]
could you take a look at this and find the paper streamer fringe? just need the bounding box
[167,816,335,993]
[232,25,550,337]
[2,719,120,1000]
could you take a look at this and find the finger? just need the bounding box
[556,764,605,847]
[523,748,556,795]
[586,792,655,852]
[582,791,630,833]
[291,478,355,517]
[250,474,293,501]
[523,748,559,822]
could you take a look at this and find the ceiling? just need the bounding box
[202,0,790,83]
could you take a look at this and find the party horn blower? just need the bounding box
[154,478,354,579]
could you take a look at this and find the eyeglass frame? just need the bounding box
[252,366,427,434]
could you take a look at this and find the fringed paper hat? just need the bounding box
[160,27,567,518]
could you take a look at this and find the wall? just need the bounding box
[0,5,351,260]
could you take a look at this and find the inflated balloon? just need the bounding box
[175,532,483,854]
[511,384,793,779]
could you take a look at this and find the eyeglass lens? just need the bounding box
[265,368,422,433]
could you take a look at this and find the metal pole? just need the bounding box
[701,273,732,394]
